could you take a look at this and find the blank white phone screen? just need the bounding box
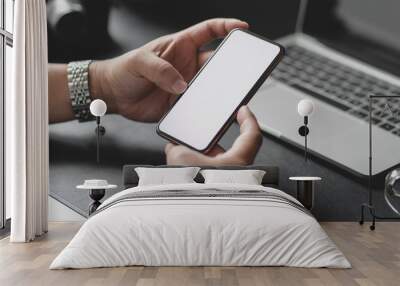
[158,30,281,151]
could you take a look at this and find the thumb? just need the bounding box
[133,51,187,94]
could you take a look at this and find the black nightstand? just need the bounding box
[289,177,322,210]
[77,180,117,215]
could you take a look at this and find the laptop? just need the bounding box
[249,0,400,176]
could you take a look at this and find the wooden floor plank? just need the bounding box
[0,222,399,286]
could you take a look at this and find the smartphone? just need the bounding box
[157,29,284,152]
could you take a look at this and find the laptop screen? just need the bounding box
[303,0,400,77]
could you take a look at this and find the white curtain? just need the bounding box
[7,0,49,242]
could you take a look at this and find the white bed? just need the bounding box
[50,183,350,269]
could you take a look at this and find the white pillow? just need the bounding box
[135,167,200,186]
[200,169,266,185]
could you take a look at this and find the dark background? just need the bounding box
[48,0,398,222]
[47,0,300,62]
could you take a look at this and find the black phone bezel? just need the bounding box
[156,28,285,153]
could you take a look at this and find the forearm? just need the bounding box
[48,62,114,123]
[48,64,74,123]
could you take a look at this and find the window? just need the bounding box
[1,0,14,229]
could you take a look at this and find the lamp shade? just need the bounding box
[90,99,107,117]
[297,99,314,117]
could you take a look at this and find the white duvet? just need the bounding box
[50,183,350,269]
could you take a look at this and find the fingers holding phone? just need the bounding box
[165,106,262,166]
[157,29,283,153]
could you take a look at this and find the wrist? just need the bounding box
[89,60,117,114]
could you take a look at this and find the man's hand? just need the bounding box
[47,18,262,166]
[165,106,262,166]
[92,18,249,122]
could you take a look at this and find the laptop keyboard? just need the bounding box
[271,45,400,136]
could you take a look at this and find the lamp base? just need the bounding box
[298,126,309,136]
[359,203,400,231]
[95,125,106,136]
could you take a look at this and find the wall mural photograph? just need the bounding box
[1,0,400,285]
